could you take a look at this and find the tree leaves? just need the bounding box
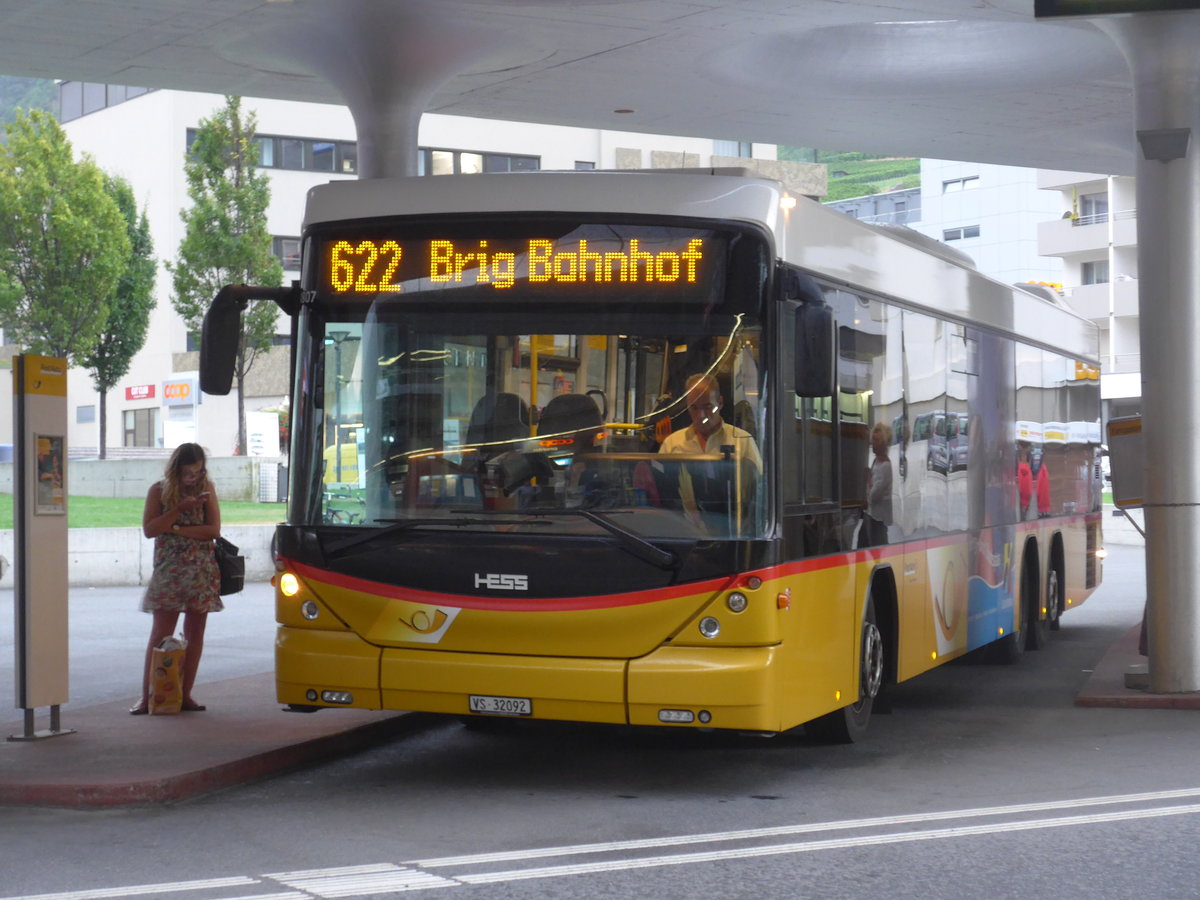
[0,109,130,362]
[168,96,283,454]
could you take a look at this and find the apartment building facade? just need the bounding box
[1036,171,1140,422]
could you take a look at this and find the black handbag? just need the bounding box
[214,536,245,595]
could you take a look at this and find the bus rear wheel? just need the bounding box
[807,599,883,744]
[1028,561,1052,650]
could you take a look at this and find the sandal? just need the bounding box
[129,701,149,715]
[181,699,207,712]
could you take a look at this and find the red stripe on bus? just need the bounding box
[285,513,1100,612]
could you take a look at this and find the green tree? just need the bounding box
[0,109,129,362]
[82,175,156,459]
[168,96,282,456]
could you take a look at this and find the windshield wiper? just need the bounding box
[528,508,678,570]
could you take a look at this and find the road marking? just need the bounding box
[412,784,1200,868]
[7,788,1200,900]
[0,877,259,900]
[454,802,1200,885]
[263,864,456,896]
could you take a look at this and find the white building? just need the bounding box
[914,159,1065,288]
[1036,171,1140,421]
[824,159,1067,290]
[42,86,812,459]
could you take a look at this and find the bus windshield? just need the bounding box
[299,308,767,541]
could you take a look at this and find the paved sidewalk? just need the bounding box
[1,673,426,807]
[1077,504,1200,707]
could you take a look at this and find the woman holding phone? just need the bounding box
[130,442,222,714]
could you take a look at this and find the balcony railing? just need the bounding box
[1104,352,1141,375]
[853,210,920,226]
[1071,209,1137,227]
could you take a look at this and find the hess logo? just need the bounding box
[475,573,529,591]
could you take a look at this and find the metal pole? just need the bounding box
[335,341,343,483]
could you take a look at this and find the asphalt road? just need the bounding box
[4,541,1200,900]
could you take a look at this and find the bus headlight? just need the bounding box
[300,600,320,620]
[726,592,748,613]
[280,572,301,597]
[699,616,721,639]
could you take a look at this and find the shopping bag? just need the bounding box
[149,636,187,715]
[214,536,244,595]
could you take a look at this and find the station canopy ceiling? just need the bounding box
[0,0,1140,175]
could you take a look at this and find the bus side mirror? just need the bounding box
[795,302,834,398]
[200,283,301,395]
[199,285,247,396]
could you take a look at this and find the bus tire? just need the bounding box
[991,578,1030,664]
[807,598,883,744]
[1028,556,1051,650]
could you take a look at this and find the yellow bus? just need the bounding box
[201,170,1103,741]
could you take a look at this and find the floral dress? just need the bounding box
[141,484,223,614]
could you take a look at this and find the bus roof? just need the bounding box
[304,170,1099,363]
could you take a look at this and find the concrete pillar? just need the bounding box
[1098,12,1200,693]
[249,0,505,179]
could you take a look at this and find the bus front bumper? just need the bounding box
[277,626,783,732]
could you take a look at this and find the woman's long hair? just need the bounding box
[160,442,210,509]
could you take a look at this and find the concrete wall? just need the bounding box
[0,524,276,589]
[0,456,287,502]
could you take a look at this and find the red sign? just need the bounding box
[125,384,155,401]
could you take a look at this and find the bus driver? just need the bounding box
[658,373,761,527]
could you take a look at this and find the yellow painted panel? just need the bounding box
[772,560,859,730]
[381,649,627,723]
[275,626,381,708]
[628,645,779,731]
[16,355,67,397]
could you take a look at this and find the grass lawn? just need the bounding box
[0,494,286,529]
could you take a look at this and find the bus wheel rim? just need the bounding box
[862,621,884,700]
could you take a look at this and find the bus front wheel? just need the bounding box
[807,599,883,744]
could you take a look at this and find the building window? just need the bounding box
[943,225,981,241]
[1078,192,1110,226]
[280,138,305,169]
[58,81,154,123]
[123,408,157,448]
[222,131,539,178]
[247,134,358,175]
[311,141,336,172]
[1082,260,1110,285]
[942,176,980,193]
[713,139,753,157]
[484,153,538,173]
[419,147,540,175]
[59,82,82,122]
[77,405,96,424]
[255,136,275,167]
[273,236,302,271]
[575,161,596,170]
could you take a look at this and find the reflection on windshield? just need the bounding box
[309,317,767,541]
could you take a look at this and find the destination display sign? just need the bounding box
[316,224,727,301]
